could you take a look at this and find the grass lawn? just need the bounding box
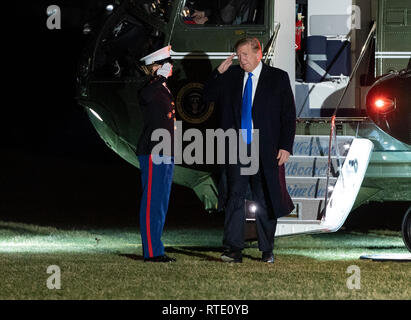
[0,221,410,300]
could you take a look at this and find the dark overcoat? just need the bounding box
[204,63,296,218]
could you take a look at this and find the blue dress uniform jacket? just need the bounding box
[137,75,176,156]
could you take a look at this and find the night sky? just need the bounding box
[1,1,407,231]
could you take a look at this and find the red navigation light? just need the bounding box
[373,97,395,114]
[375,99,385,108]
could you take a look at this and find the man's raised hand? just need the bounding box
[217,54,235,74]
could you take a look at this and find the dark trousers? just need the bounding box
[224,164,278,252]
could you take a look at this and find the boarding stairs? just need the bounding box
[271,134,373,237]
[270,21,378,237]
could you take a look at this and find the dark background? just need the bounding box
[1,1,408,232]
[2,0,218,230]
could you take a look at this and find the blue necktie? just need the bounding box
[241,72,253,144]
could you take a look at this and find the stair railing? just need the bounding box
[263,22,281,64]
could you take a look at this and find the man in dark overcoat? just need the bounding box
[204,37,296,263]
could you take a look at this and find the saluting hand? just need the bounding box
[277,149,290,166]
[217,54,235,74]
[156,63,173,79]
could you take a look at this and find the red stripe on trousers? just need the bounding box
[146,155,154,257]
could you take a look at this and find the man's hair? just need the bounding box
[234,37,262,53]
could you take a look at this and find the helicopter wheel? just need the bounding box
[402,206,411,253]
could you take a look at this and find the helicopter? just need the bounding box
[75,0,411,252]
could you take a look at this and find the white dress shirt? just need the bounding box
[242,61,263,105]
[242,61,262,130]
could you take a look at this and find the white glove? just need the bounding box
[156,62,172,78]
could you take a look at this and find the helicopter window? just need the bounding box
[140,0,174,23]
[182,0,264,25]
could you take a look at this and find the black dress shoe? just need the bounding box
[262,251,274,263]
[221,250,242,263]
[144,255,176,262]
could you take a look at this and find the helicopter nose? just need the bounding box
[365,73,411,145]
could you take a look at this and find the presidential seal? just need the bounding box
[176,82,214,124]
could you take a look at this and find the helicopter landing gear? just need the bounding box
[402,206,411,253]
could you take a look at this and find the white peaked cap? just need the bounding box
[139,45,171,65]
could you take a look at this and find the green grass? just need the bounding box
[0,221,410,300]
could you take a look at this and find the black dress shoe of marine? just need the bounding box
[221,250,242,263]
[262,251,274,263]
[144,255,176,262]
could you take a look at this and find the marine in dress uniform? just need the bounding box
[137,46,177,262]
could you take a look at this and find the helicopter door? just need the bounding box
[295,0,356,118]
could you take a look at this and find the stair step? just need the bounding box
[277,219,322,224]
[293,135,354,157]
[245,198,325,221]
[285,198,325,220]
[285,156,345,178]
[286,177,337,199]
